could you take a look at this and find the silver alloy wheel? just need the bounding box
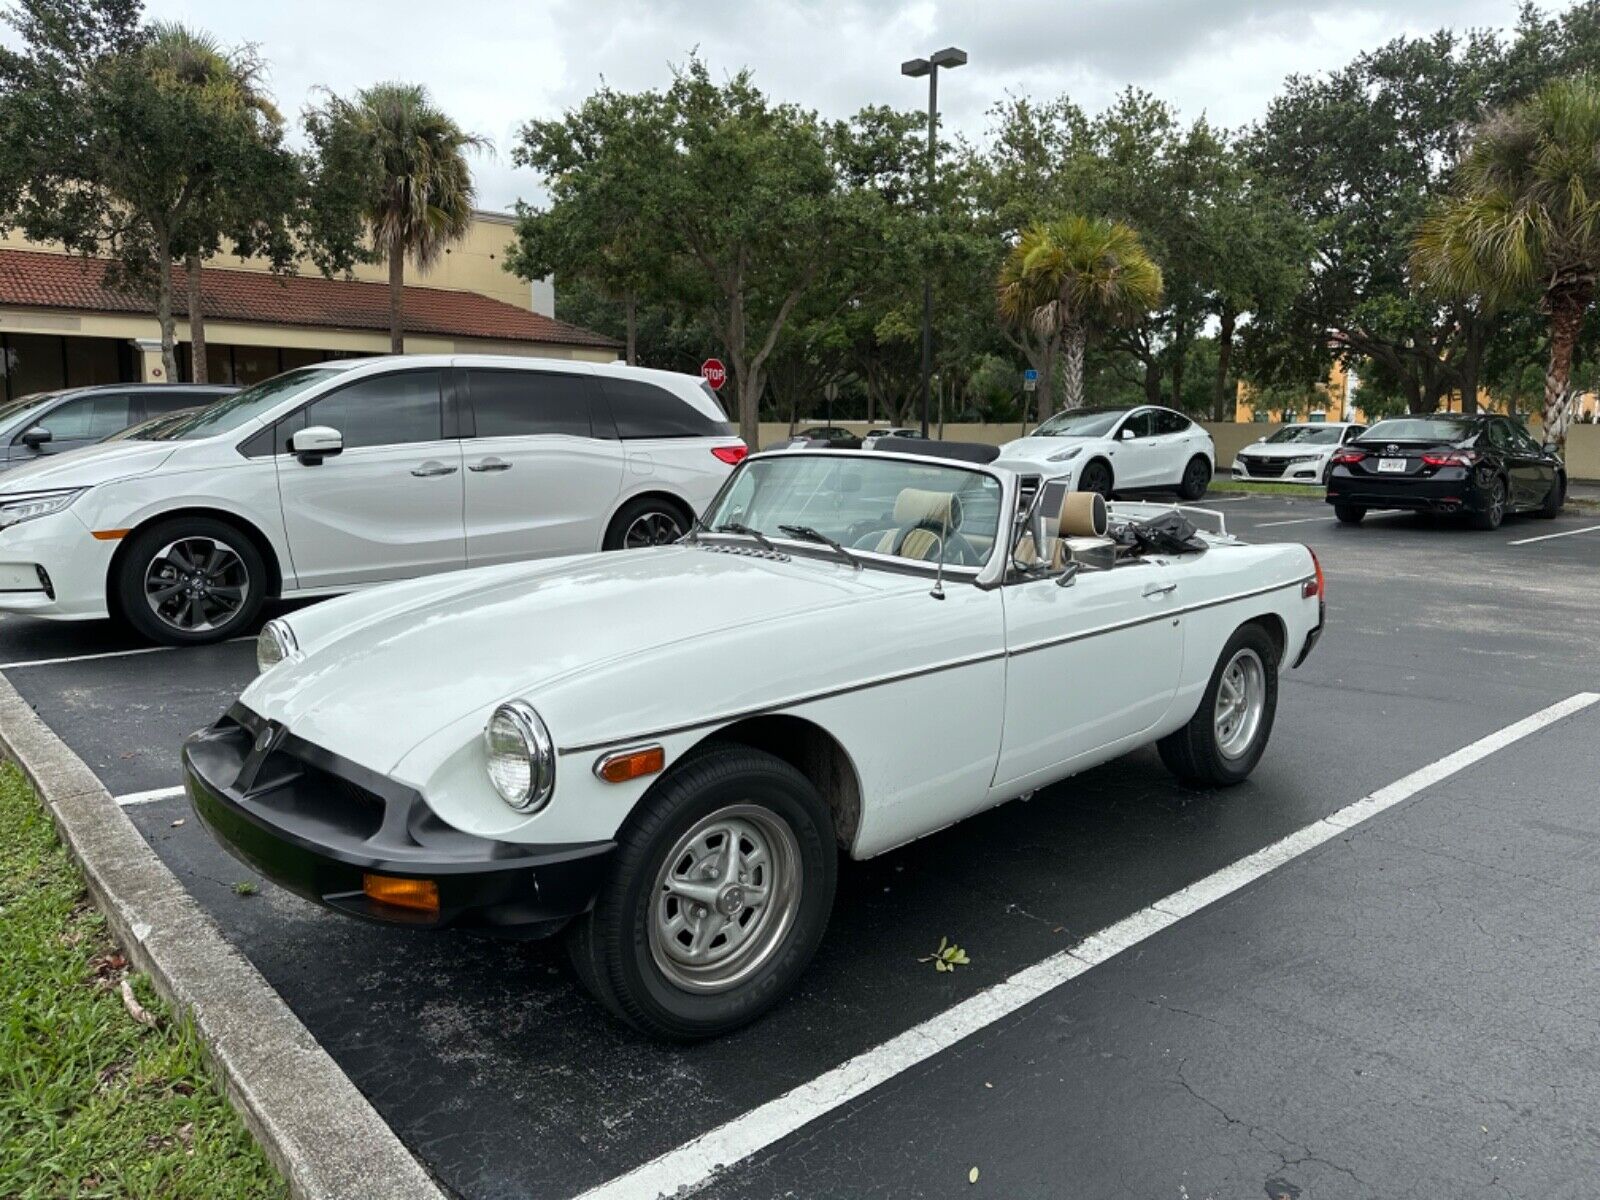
[648,803,803,994]
[624,510,685,548]
[1213,647,1266,760]
[144,536,250,633]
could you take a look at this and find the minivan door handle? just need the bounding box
[410,461,458,478]
[469,458,512,473]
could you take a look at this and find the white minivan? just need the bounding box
[0,356,746,644]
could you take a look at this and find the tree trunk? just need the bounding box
[623,293,637,366]
[155,236,178,384]
[388,243,405,354]
[1212,306,1236,421]
[1060,326,1086,412]
[185,253,207,383]
[1542,284,1594,449]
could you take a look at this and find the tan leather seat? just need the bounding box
[874,488,961,561]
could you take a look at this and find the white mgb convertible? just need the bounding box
[186,444,1325,1038]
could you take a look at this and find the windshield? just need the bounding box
[0,391,64,431]
[1030,408,1125,438]
[1265,425,1344,445]
[705,454,1004,570]
[1361,417,1476,444]
[135,367,343,441]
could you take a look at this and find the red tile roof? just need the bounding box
[0,248,619,350]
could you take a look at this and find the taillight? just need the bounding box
[1421,450,1476,467]
[1330,450,1366,465]
[1303,548,1324,599]
[711,444,748,465]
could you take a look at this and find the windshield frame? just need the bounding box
[697,448,1016,588]
[133,366,349,443]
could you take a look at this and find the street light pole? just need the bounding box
[902,46,966,440]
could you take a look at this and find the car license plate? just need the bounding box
[1377,458,1407,473]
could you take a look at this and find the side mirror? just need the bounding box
[1119,426,1136,441]
[289,425,342,465]
[1056,560,1081,588]
[19,425,51,450]
[1543,443,1561,457]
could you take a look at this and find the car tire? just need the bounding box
[1157,623,1280,788]
[1469,476,1506,531]
[1535,473,1565,519]
[1333,504,1366,525]
[1177,456,1211,501]
[115,518,267,647]
[1078,460,1114,499]
[566,744,837,1040]
[603,496,692,551]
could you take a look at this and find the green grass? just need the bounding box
[1207,481,1327,497]
[0,765,285,1200]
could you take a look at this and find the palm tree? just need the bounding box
[1414,76,1600,447]
[997,215,1163,416]
[317,83,488,352]
[143,23,280,382]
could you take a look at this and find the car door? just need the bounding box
[460,366,624,566]
[1152,409,1202,484]
[14,390,132,458]
[275,368,465,589]
[1485,419,1539,507]
[993,560,1183,792]
[1109,408,1160,487]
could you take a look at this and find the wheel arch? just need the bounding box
[105,506,284,618]
[1079,455,1115,492]
[603,487,697,544]
[686,714,864,852]
[1239,612,1287,665]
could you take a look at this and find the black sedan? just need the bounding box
[1326,414,1565,530]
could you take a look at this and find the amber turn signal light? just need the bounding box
[362,873,440,914]
[595,744,666,784]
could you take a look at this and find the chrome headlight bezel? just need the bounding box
[484,701,555,814]
[0,487,87,529]
[255,619,301,674]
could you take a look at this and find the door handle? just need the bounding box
[410,461,458,477]
[469,458,512,473]
[1142,582,1178,598]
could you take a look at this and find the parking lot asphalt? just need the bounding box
[5,492,1599,1199]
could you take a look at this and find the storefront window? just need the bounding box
[2,333,67,399]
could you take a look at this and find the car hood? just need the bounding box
[1239,442,1335,459]
[0,438,180,491]
[242,545,927,775]
[995,434,1103,463]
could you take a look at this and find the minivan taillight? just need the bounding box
[712,444,748,465]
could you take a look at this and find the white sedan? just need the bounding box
[0,356,744,644]
[185,445,1324,1038]
[1232,422,1367,485]
[997,405,1216,500]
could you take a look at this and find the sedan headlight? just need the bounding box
[1048,446,1084,463]
[0,488,86,529]
[484,701,555,813]
[255,619,301,673]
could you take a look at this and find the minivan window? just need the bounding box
[143,368,342,441]
[302,370,443,449]
[600,378,730,438]
[467,369,593,438]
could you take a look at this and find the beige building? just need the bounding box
[0,211,615,400]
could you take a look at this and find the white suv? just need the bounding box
[997,405,1216,500]
[0,355,745,644]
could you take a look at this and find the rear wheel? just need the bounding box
[604,495,692,551]
[1158,624,1280,788]
[1177,456,1211,501]
[567,745,837,1040]
[1469,476,1506,531]
[1333,504,1366,526]
[1078,460,1114,499]
[116,517,266,646]
[1535,473,1565,519]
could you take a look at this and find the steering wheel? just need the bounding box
[889,520,982,567]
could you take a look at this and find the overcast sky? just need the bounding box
[100,1,1588,210]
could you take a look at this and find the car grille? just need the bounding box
[1241,456,1288,478]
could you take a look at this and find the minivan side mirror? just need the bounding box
[19,425,51,450]
[289,425,343,465]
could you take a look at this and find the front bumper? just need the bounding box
[0,507,115,619]
[184,704,613,935]
[1325,467,1486,513]
[1232,456,1324,483]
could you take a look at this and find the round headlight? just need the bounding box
[256,620,299,673]
[484,701,555,813]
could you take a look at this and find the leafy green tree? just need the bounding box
[996,215,1163,414]
[1414,76,1600,446]
[308,83,488,353]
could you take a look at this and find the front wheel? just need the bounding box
[1078,460,1114,499]
[567,745,837,1039]
[115,518,267,646]
[1177,456,1212,501]
[1158,624,1280,788]
[1535,474,1565,519]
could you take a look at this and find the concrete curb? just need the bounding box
[0,675,447,1200]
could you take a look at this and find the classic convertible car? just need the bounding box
[185,446,1325,1039]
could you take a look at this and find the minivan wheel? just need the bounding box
[116,518,266,646]
[566,745,836,1040]
[604,496,691,551]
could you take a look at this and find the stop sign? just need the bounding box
[701,358,727,390]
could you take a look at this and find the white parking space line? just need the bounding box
[1251,516,1329,528]
[1507,524,1600,546]
[0,636,251,671]
[115,786,186,806]
[576,691,1600,1200]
